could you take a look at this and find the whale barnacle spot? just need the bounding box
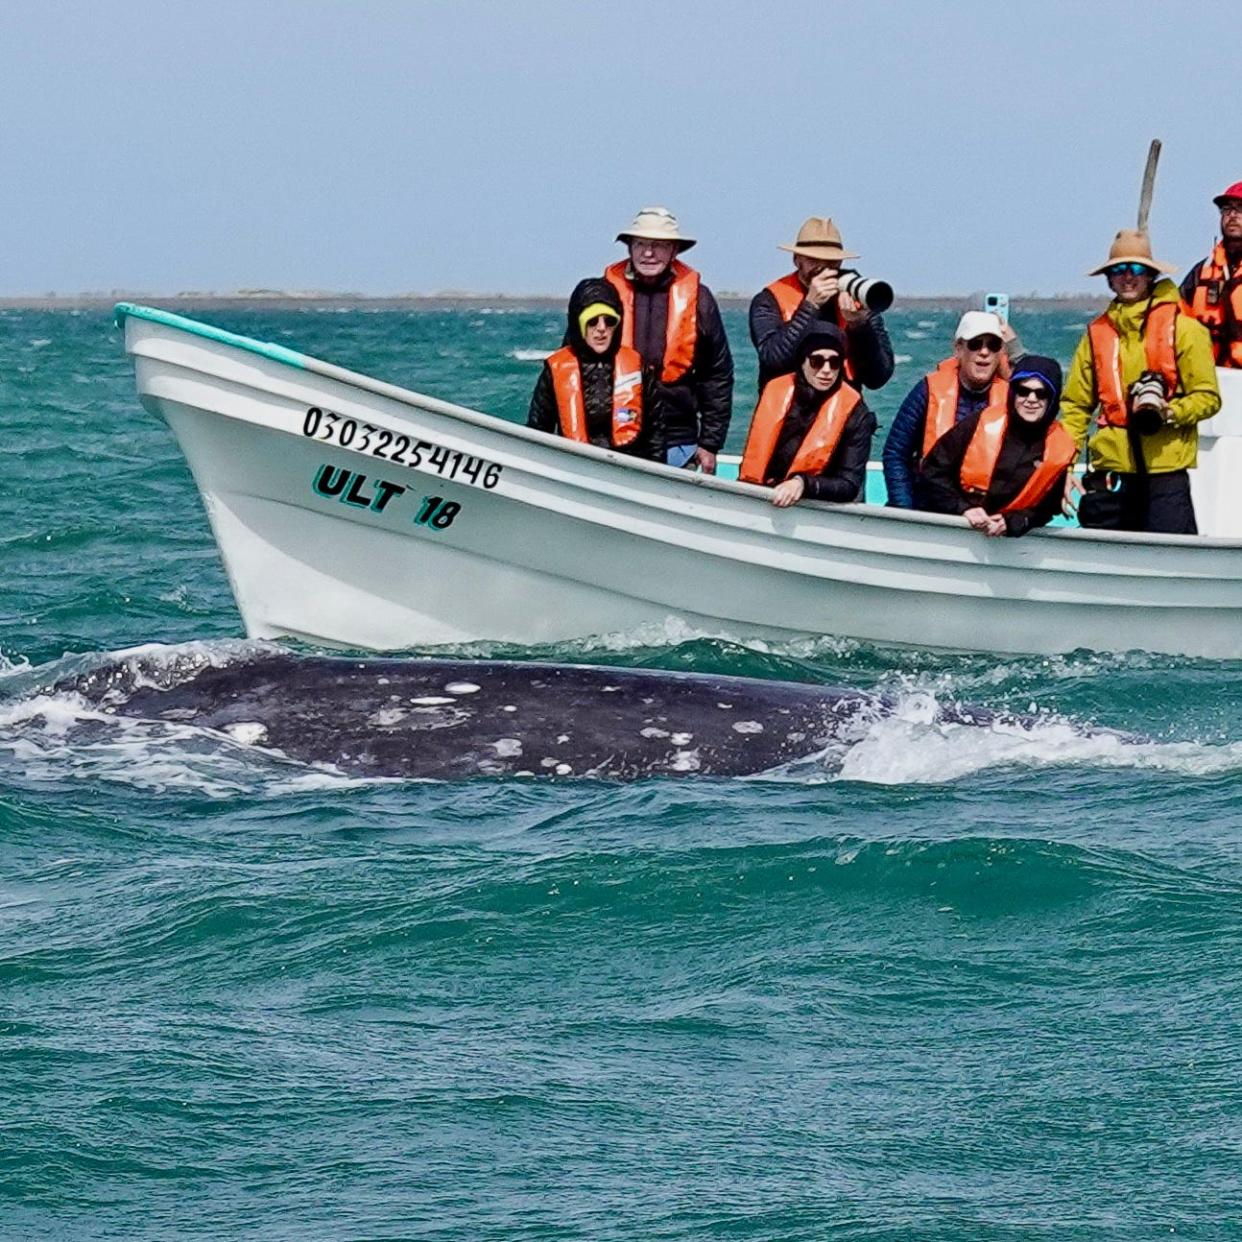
[445,681,481,695]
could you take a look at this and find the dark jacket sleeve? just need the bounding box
[1180,263,1203,306]
[798,401,877,503]
[846,313,895,390]
[881,378,930,509]
[749,287,821,379]
[916,415,977,515]
[1002,471,1066,538]
[526,364,558,434]
[692,286,734,452]
[637,369,666,462]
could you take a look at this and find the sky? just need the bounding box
[1,0,1239,297]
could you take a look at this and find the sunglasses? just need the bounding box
[585,315,618,329]
[1013,383,1050,401]
[964,335,1002,352]
[1104,262,1153,278]
[806,351,842,370]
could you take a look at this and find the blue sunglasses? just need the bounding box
[1105,262,1154,278]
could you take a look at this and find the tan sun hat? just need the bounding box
[779,217,859,261]
[616,206,696,252]
[1086,228,1178,276]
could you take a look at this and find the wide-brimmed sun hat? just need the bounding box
[616,206,696,252]
[1086,228,1178,276]
[779,217,859,261]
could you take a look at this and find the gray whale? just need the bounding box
[61,652,1003,780]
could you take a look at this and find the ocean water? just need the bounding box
[3,304,1242,1240]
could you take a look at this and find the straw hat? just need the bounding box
[1086,229,1178,276]
[616,206,696,252]
[779,217,859,261]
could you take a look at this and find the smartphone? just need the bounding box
[984,292,1010,324]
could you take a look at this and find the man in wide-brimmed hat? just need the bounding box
[1060,229,1220,534]
[749,217,894,393]
[604,207,733,473]
[1180,179,1242,368]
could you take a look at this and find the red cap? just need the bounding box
[1214,180,1242,207]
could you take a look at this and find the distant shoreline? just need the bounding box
[0,291,1110,312]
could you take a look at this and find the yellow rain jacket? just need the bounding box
[1060,279,1221,472]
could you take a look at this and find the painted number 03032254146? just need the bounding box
[302,406,502,489]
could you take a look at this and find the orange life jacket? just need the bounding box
[923,358,1009,460]
[764,271,856,381]
[1086,301,1180,428]
[959,407,1078,514]
[739,375,861,485]
[605,259,699,383]
[546,345,643,448]
[1184,242,1242,368]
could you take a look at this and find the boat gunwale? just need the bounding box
[116,301,1242,552]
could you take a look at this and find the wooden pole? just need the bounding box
[1137,139,1162,232]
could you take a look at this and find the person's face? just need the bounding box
[801,348,842,391]
[1220,200,1242,243]
[628,238,677,279]
[1105,264,1155,304]
[1011,378,1051,424]
[954,333,1003,388]
[584,314,618,354]
[793,253,842,285]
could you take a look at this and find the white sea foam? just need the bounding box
[508,348,553,361]
[0,649,32,679]
[893,354,913,364]
[828,691,1242,785]
[552,616,860,659]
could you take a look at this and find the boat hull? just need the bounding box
[121,307,1242,658]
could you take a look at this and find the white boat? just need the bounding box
[118,303,1242,659]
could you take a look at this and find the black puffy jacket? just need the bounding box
[527,277,664,461]
[613,264,733,452]
[749,278,895,392]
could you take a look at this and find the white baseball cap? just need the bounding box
[953,311,1004,342]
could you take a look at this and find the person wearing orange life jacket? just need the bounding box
[1179,180,1242,368]
[604,207,732,473]
[918,356,1075,538]
[882,310,1027,509]
[527,277,664,461]
[1060,230,1220,535]
[748,217,894,393]
[739,326,877,508]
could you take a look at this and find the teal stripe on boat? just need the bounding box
[113,303,310,369]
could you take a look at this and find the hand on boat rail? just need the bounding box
[1062,473,1082,519]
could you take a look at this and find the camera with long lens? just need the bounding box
[837,270,894,313]
[1127,370,1169,436]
